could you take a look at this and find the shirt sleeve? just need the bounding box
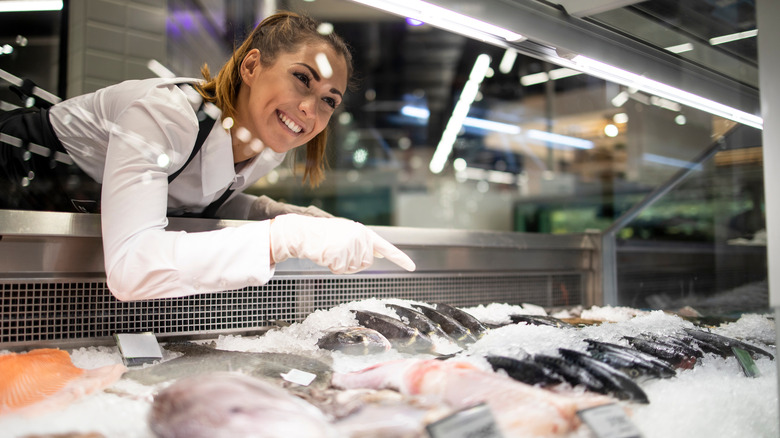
[99,86,274,301]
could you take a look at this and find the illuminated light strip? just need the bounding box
[569,55,763,130]
[520,72,549,86]
[430,53,492,174]
[527,129,594,149]
[710,29,758,46]
[401,105,521,134]
[521,68,582,86]
[0,0,62,12]
[147,59,176,78]
[643,153,702,170]
[346,0,525,45]
[0,67,60,104]
[665,43,694,54]
[499,49,517,74]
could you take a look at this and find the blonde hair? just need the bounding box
[195,11,353,187]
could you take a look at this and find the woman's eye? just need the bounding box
[323,97,337,109]
[294,72,310,87]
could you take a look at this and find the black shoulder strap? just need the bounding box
[168,98,216,183]
[167,85,233,218]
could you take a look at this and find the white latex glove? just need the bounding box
[249,195,333,220]
[269,214,416,274]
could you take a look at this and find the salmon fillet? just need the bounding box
[0,348,126,416]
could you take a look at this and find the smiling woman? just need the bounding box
[0,10,415,301]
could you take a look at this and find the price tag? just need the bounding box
[577,403,642,438]
[280,368,317,386]
[426,403,503,438]
[114,332,163,366]
[732,347,760,378]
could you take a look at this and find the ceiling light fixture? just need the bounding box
[0,0,62,12]
[430,54,492,174]
[346,0,525,46]
[567,55,763,130]
[709,29,758,46]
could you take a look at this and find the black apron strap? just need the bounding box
[168,99,215,183]
[167,85,233,219]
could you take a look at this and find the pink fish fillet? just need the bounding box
[0,349,127,416]
[332,359,614,437]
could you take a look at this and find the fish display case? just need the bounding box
[0,209,600,348]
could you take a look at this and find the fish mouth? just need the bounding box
[277,111,304,135]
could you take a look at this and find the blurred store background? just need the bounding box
[0,0,767,312]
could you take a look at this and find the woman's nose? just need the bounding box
[298,95,317,117]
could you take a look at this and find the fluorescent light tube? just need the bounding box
[0,1,62,12]
[346,0,525,45]
[569,55,763,130]
[710,29,758,46]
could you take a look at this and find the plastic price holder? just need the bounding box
[426,403,503,438]
[577,403,642,438]
[114,332,164,367]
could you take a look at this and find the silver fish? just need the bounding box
[123,342,332,390]
[316,326,392,355]
[149,372,338,438]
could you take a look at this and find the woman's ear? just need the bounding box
[240,49,261,85]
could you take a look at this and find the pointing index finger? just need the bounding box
[370,231,416,272]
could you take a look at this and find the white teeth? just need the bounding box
[278,113,302,133]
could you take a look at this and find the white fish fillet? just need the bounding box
[332,358,614,437]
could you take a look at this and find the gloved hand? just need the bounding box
[249,195,333,220]
[269,214,416,274]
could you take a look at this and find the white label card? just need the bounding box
[577,404,642,438]
[280,368,317,386]
[426,403,503,438]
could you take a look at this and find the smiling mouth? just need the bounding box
[278,112,303,134]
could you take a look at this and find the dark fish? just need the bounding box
[509,314,574,328]
[683,327,774,360]
[642,333,703,359]
[623,336,698,369]
[532,354,605,393]
[353,310,436,354]
[412,304,477,347]
[486,355,564,386]
[123,342,333,390]
[584,339,676,379]
[316,327,392,355]
[432,303,489,338]
[385,304,455,342]
[149,372,338,438]
[559,348,649,404]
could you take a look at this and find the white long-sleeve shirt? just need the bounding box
[48,78,286,301]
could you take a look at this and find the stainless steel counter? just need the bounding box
[0,209,600,348]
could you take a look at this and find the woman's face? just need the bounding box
[235,43,348,158]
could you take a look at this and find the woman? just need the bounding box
[0,11,415,301]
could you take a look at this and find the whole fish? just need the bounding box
[642,333,703,359]
[584,339,676,379]
[0,348,126,416]
[532,354,606,394]
[122,342,332,390]
[558,348,649,404]
[509,314,574,328]
[432,303,489,338]
[682,327,774,360]
[316,327,392,355]
[332,358,614,437]
[411,304,477,347]
[486,355,564,387]
[353,310,436,354]
[623,336,697,369]
[149,372,338,438]
[385,304,455,342]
